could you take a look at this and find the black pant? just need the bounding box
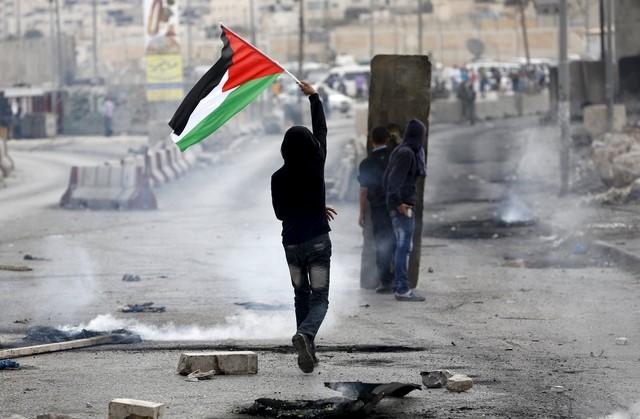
[283,233,331,339]
[371,206,395,287]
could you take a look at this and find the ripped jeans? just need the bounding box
[390,210,415,294]
[284,234,331,339]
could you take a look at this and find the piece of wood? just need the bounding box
[0,335,117,359]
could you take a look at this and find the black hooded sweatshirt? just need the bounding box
[271,93,330,245]
[383,119,426,211]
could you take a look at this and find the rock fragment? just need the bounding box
[420,370,452,388]
[108,398,165,419]
[446,374,473,393]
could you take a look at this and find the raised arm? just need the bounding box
[299,81,327,155]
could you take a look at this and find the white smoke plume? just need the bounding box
[61,311,294,341]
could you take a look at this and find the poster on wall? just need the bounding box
[143,0,184,102]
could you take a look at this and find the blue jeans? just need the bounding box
[284,234,331,339]
[390,211,415,294]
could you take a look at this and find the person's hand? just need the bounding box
[325,206,337,221]
[397,203,412,217]
[358,212,365,228]
[299,80,316,96]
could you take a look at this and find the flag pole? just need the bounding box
[220,23,301,85]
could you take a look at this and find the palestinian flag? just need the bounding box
[169,25,284,151]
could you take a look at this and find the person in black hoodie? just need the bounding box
[271,80,337,373]
[383,119,427,302]
[358,126,395,293]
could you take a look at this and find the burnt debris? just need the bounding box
[0,326,141,349]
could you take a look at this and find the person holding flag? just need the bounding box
[169,25,336,373]
[271,80,336,374]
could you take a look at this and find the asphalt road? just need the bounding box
[0,118,639,418]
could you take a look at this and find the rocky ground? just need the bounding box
[0,117,639,418]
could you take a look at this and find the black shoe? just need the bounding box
[292,333,315,373]
[376,284,394,294]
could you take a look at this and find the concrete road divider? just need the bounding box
[108,398,165,419]
[60,163,157,210]
[0,139,14,177]
[163,148,182,179]
[144,151,166,187]
[169,146,189,173]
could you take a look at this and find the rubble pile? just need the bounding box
[590,128,640,204]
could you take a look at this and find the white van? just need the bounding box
[321,65,370,98]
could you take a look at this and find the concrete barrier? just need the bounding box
[430,91,550,124]
[60,163,157,210]
[169,146,189,173]
[145,151,166,187]
[0,139,14,177]
[163,148,183,178]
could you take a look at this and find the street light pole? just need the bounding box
[604,0,615,132]
[92,0,98,84]
[369,0,374,58]
[298,0,304,79]
[518,0,531,65]
[187,0,193,73]
[558,0,570,195]
[417,0,423,54]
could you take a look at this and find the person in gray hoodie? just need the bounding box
[383,119,427,302]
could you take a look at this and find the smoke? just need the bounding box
[61,311,294,341]
[601,402,640,419]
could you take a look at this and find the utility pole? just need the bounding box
[604,0,615,132]
[15,0,21,38]
[369,0,374,58]
[298,0,304,79]
[417,0,423,54]
[92,0,98,84]
[558,0,570,195]
[187,0,193,73]
[518,0,531,65]
[249,0,256,45]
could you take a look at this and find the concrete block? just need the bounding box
[108,398,165,419]
[446,374,473,392]
[584,104,627,137]
[177,351,258,376]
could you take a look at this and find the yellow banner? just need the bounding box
[146,54,184,102]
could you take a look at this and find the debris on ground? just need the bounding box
[0,326,141,349]
[551,385,567,393]
[421,370,453,388]
[121,273,141,282]
[23,254,50,261]
[241,394,384,419]
[0,359,21,370]
[502,259,526,268]
[234,301,290,311]
[324,381,421,398]
[0,264,33,272]
[35,414,73,419]
[185,369,216,382]
[120,302,166,313]
[615,337,628,345]
[13,318,31,324]
[446,374,473,392]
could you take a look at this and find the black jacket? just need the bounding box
[383,119,426,211]
[271,94,330,245]
[358,146,390,209]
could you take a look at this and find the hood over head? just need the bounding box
[403,119,426,152]
[401,119,427,177]
[281,126,320,169]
